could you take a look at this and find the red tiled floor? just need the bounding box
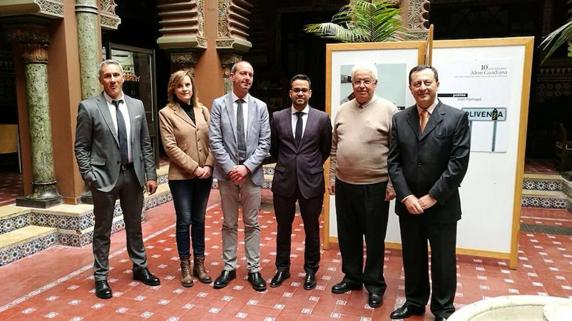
[0,171,22,206]
[520,208,572,228]
[524,158,559,174]
[1,190,572,320]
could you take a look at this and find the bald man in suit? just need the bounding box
[209,61,271,292]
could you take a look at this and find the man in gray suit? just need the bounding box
[269,74,331,290]
[209,61,271,291]
[75,59,159,300]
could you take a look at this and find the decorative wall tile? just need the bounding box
[0,233,57,266]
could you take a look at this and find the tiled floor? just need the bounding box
[524,159,559,174]
[0,171,22,206]
[0,159,170,206]
[1,190,572,321]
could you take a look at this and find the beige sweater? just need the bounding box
[330,96,398,184]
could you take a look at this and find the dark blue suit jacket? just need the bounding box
[270,106,332,199]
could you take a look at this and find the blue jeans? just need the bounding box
[169,177,212,259]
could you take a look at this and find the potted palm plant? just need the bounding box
[539,20,572,63]
[304,0,406,42]
[539,20,572,178]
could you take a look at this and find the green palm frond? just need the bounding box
[304,0,405,43]
[539,20,572,64]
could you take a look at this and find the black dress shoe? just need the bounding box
[368,292,383,308]
[331,280,362,294]
[213,269,236,289]
[270,271,290,288]
[133,268,161,286]
[247,272,267,291]
[303,273,317,290]
[95,280,112,299]
[390,304,425,319]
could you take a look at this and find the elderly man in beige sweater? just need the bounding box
[329,63,398,308]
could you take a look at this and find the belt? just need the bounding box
[120,162,134,171]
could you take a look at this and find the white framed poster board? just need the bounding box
[324,37,533,269]
[431,37,533,268]
[323,41,426,249]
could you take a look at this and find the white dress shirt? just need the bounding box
[103,92,132,162]
[232,92,249,141]
[291,105,309,140]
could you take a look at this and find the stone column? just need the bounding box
[76,0,103,204]
[8,22,62,208]
[76,0,102,99]
[220,53,242,93]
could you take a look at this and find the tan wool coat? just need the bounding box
[159,102,214,180]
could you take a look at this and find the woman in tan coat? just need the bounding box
[159,70,213,287]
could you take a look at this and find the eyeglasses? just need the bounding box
[352,79,376,86]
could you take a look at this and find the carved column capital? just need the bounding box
[220,53,242,77]
[405,0,430,39]
[98,0,121,30]
[216,0,253,52]
[6,23,51,64]
[156,0,206,50]
[169,51,202,73]
[220,53,242,93]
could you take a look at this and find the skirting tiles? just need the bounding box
[0,212,31,234]
[521,196,567,209]
[0,187,173,266]
[0,233,57,266]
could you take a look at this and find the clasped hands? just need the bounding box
[227,165,249,185]
[403,194,437,215]
[194,166,212,179]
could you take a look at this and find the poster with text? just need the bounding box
[437,59,513,153]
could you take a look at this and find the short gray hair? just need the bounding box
[351,63,378,81]
[98,59,124,79]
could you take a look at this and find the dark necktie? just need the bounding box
[112,99,129,164]
[295,111,303,146]
[236,99,246,162]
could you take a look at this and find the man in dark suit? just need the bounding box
[209,61,271,291]
[269,74,332,290]
[388,65,471,321]
[74,59,160,299]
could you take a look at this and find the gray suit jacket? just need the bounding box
[74,93,157,192]
[270,106,332,199]
[209,92,271,187]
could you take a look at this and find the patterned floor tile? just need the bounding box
[1,189,572,320]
